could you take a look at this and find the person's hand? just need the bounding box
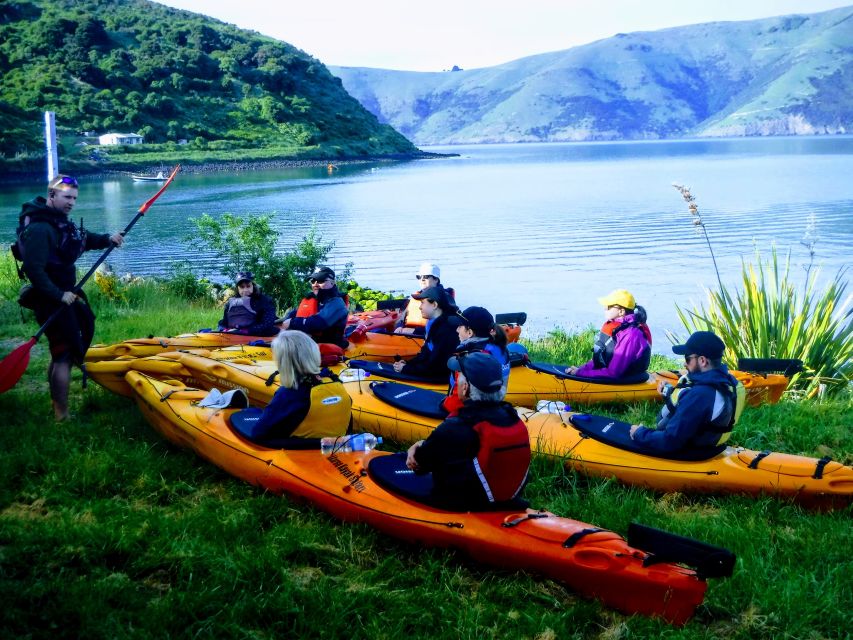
[392,360,405,372]
[61,291,77,305]
[406,441,423,470]
[565,366,578,375]
[110,232,124,247]
[629,425,642,439]
[279,319,291,330]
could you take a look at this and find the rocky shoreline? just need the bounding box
[0,150,456,184]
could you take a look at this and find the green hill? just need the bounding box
[329,6,853,144]
[0,0,417,171]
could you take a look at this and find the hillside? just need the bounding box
[329,7,853,144]
[0,0,417,168]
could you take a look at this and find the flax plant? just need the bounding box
[675,247,852,396]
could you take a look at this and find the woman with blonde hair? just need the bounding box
[230,331,351,446]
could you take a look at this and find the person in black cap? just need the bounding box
[405,352,530,510]
[217,271,278,336]
[442,306,510,415]
[629,331,745,455]
[280,265,349,348]
[392,285,460,379]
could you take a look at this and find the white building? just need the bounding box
[98,132,144,145]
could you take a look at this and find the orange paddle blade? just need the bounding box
[0,337,37,394]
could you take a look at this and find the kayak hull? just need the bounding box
[126,371,710,624]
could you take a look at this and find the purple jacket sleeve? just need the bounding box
[575,326,648,378]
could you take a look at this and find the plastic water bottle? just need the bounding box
[320,433,383,455]
[536,400,569,413]
[349,433,382,452]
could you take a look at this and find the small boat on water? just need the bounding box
[131,171,166,182]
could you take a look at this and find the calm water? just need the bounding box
[3,137,851,347]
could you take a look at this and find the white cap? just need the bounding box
[417,262,440,279]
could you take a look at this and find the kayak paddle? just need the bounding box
[0,165,181,394]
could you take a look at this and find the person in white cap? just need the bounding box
[401,262,456,333]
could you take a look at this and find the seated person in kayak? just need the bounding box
[398,262,456,334]
[217,271,278,336]
[230,331,351,446]
[406,352,530,510]
[280,266,349,348]
[392,286,460,379]
[566,289,651,379]
[629,331,745,454]
[442,306,510,415]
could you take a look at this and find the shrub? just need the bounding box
[675,248,852,396]
[163,260,215,302]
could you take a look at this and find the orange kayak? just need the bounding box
[126,371,732,625]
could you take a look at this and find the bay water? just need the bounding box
[2,136,851,350]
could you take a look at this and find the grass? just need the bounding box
[1,279,851,638]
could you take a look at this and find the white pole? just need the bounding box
[44,111,58,180]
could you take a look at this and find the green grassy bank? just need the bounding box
[1,281,851,639]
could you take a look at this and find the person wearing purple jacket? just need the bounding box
[566,289,652,380]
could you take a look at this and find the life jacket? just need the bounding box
[405,286,456,327]
[12,208,86,273]
[294,289,350,346]
[658,373,746,447]
[471,414,530,503]
[295,292,350,318]
[224,296,257,329]
[290,375,352,438]
[591,318,652,375]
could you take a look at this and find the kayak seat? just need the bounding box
[229,408,321,449]
[568,413,726,462]
[370,381,449,420]
[527,362,650,385]
[347,360,446,384]
[368,453,530,512]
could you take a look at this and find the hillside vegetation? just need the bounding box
[0,0,417,171]
[330,6,853,144]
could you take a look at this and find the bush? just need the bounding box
[184,214,347,312]
[675,247,852,396]
[163,260,215,302]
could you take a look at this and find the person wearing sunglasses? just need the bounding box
[565,289,651,380]
[400,262,456,335]
[13,174,124,421]
[629,331,745,456]
[391,285,460,379]
[279,266,349,348]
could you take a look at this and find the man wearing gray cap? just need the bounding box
[629,331,745,455]
[405,352,531,510]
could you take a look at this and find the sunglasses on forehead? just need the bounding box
[52,176,79,188]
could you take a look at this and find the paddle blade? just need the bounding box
[0,337,37,394]
[138,165,180,214]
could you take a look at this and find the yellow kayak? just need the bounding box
[150,354,851,507]
[86,331,424,364]
[134,347,787,408]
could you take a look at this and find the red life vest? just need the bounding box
[471,417,530,503]
[295,293,350,318]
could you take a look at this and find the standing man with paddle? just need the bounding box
[14,175,124,420]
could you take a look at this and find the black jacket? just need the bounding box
[402,312,460,379]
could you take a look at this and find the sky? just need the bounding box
[157,0,852,71]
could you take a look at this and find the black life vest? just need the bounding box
[12,209,86,269]
[591,319,651,375]
[470,414,530,503]
[659,374,746,447]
